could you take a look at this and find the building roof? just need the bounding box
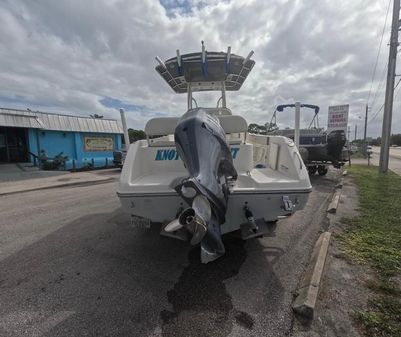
[0,108,123,134]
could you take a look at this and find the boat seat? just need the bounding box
[145,115,248,136]
[202,107,232,116]
[145,117,178,137]
[219,115,248,134]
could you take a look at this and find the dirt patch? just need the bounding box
[292,176,374,337]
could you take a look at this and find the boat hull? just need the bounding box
[117,132,312,241]
[117,188,310,234]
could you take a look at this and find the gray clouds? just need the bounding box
[0,0,397,137]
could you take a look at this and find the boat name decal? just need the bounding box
[154,148,240,161]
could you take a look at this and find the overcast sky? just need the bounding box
[0,0,399,138]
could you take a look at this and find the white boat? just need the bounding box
[117,43,312,263]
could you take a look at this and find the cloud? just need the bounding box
[0,0,398,137]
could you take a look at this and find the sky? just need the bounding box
[0,0,399,138]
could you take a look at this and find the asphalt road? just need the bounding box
[370,146,401,175]
[0,174,336,337]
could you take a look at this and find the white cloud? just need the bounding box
[0,0,398,137]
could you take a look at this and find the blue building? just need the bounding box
[0,108,123,169]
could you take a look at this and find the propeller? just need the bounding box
[164,195,211,246]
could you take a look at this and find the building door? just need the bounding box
[0,127,29,163]
[0,128,7,162]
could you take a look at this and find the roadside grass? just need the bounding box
[357,297,401,337]
[339,165,401,337]
[351,151,366,159]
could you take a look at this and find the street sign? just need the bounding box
[327,104,349,133]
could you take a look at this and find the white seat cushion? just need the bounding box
[145,113,247,136]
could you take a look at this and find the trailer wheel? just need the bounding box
[317,165,328,176]
[308,165,317,175]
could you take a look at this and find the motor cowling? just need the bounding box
[173,108,237,263]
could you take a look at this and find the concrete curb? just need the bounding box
[0,177,116,196]
[327,190,341,214]
[292,231,332,319]
[335,177,344,189]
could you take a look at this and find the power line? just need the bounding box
[370,59,388,111]
[369,51,401,121]
[369,104,384,123]
[369,77,401,123]
[395,77,401,89]
[367,0,391,105]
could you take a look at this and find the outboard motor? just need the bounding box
[327,130,347,168]
[165,108,237,263]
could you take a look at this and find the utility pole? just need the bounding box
[380,0,400,173]
[363,104,368,142]
[120,108,130,150]
[354,124,357,142]
[294,102,300,149]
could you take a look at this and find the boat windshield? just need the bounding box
[191,91,225,109]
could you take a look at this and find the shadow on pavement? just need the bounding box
[0,208,287,337]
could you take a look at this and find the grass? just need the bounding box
[339,165,401,337]
[357,298,401,337]
[351,151,367,159]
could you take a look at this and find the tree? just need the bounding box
[127,129,146,143]
[371,137,381,146]
[266,122,279,132]
[248,123,268,134]
[391,133,401,146]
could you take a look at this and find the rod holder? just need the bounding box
[243,50,254,64]
[201,41,206,63]
[226,46,231,64]
[176,49,181,67]
[155,56,166,68]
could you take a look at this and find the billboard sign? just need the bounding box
[327,104,349,132]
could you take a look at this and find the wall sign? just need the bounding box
[84,137,114,151]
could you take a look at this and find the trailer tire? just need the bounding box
[308,165,317,175]
[317,165,328,176]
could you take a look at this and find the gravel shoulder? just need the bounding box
[292,175,372,337]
